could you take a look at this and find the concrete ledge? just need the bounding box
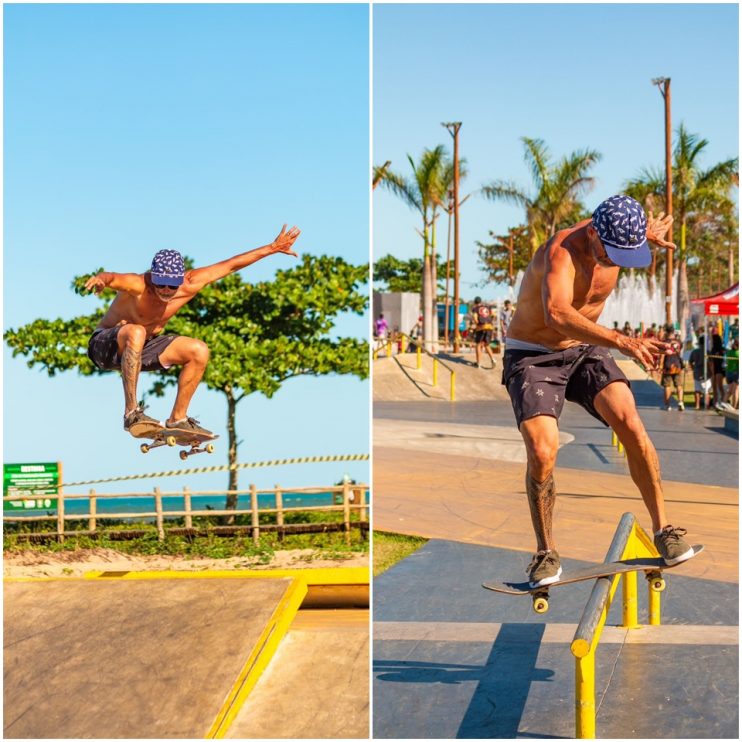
[722,408,739,435]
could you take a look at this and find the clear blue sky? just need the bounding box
[4,3,370,494]
[373,3,739,301]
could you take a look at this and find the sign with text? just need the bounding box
[3,463,60,511]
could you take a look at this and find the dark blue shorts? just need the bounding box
[503,344,630,428]
[87,327,178,372]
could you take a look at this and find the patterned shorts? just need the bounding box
[502,344,630,428]
[87,327,179,372]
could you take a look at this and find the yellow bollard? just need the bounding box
[611,431,617,448]
[450,372,456,402]
[432,358,438,387]
[617,440,625,455]
[648,582,661,625]
[622,571,639,629]
[417,345,422,369]
[575,654,596,739]
[386,340,392,358]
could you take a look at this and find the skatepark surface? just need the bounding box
[4,569,369,739]
[373,357,738,738]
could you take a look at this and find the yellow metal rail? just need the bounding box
[570,512,663,738]
[375,332,457,401]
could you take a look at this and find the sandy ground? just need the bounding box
[3,547,369,579]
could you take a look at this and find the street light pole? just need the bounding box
[443,121,462,352]
[652,77,673,326]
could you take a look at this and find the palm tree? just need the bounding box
[375,146,464,349]
[626,123,738,326]
[481,137,601,254]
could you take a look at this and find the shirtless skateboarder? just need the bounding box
[502,195,694,587]
[85,225,300,438]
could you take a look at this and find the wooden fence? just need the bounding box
[3,483,369,545]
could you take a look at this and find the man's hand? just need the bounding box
[646,211,676,250]
[616,334,673,370]
[270,224,301,257]
[84,273,108,294]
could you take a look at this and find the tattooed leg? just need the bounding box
[121,345,142,415]
[526,469,557,552]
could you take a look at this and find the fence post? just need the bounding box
[250,484,260,546]
[184,487,192,530]
[275,485,284,541]
[358,487,367,523]
[342,480,351,546]
[88,489,97,534]
[57,489,65,543]
[154,487,165,541]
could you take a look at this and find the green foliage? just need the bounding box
[476,226,532,286]
[5,254,369,403]
[373,254,446,295]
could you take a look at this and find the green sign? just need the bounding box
[3,462,60,511]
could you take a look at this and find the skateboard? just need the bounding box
[482,545,704,614]
[138,425,219,460]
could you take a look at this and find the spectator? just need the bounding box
[470,296,497,369]
[688,335,710,410]
[500,300,514,337]
[709,331,725,408]
[622,321,634,337]
[722,338,739,409]
[659,326,684,411]
[375,313,389,341]
[409,314,423,351]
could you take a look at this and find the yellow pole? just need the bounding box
[433,358,438,386]
[417,345,422,369]
[575,654,596,738]
[450,372,456,402]
[611,431,617,448]
[648,582,661,625]
[386,340,392,358]
[622,571,639,629]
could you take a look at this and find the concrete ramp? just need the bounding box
[4,574,304,738]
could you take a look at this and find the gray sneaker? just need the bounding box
[654,526,694,566]
[165,416,214,438]
[124,407,162,438]
[527,550,562,588]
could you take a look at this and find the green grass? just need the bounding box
[373,531,427,576]
[3,521,368,562]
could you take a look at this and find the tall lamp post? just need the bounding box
[652,77,673,326]
[442,121,462,352]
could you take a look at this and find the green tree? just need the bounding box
[374,145,466,348]
[625,123,738,322]
[476,225,531,287]
[481,137,600,254]
[373,254,446,296]
[5,255,369,509]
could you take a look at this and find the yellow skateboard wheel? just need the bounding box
[140,444,150,454]
[533,597,549,614]
[179,450,189,461]
[166,436,177,447]
[650,577,666,592]
[206,443,215,454]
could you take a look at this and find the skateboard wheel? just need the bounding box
[533,597,549,614]
[651,577,666,592]
[140,444,150,454]
[166,436,177,447]
[206,443,215,454]
[179,450,189,461]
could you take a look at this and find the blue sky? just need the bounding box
[373,3,739,300]
[4,3,370,494]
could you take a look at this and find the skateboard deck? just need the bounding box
[138,425,219,460]
[483,545,704,613]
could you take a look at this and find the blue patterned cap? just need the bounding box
[151,249,185,286]
[591,195,651,268]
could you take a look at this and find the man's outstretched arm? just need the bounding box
[85,272,145,295]
[187,225,300,289]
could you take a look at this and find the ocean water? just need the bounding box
[5,490,364,519]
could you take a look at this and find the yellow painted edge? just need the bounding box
[205,576,308,739]
[81,566,369,585]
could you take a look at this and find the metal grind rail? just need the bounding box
[374,333,457,401]
[570,512,666,738]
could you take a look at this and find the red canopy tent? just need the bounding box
[691,283,739,316]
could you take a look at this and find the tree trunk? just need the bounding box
[224,389,239,524]
[430,215,439,350]
[729,245,736,286]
